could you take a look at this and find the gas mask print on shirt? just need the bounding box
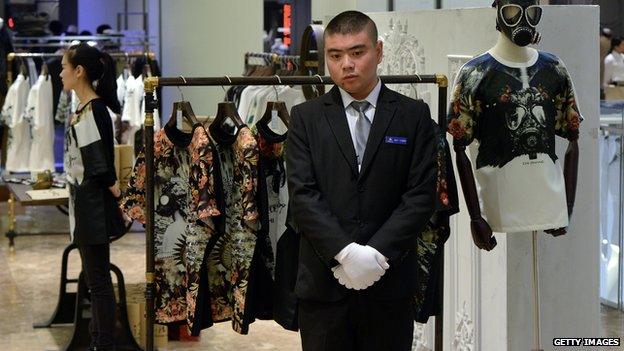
[493,0,542,47]
[503,86,548,160]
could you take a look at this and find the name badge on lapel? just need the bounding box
[384,136,408,145]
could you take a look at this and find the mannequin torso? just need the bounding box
[449,33,581,248]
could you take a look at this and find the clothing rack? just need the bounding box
[12,35,154,50]
[244,52,300,73]
[6,51,156,86]
[600,125,624,135]
[244,52,300,64]
[142,74,449,351]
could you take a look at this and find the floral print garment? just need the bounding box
[413,133,458,322]
[448,51,582,169]
[120,125,219,329]
[207,126,259,334]
[447,50,582,233]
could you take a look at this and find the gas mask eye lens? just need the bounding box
[525,6,542,27]
[508,106,526,130]
[501,4,523,27]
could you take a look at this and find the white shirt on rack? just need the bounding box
[604,51,624,87]
[2,74,31,173]
[238,86,265,123]
[117,74,126,108]
[249,85,306,132]
[27,75,55,172]
[121,75,141,145]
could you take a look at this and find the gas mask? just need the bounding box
[505,88,548,159]
[493,0,542,47]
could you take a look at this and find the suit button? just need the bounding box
[359,221,365,228]
[357,186,365,193]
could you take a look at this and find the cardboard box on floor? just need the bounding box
[114,145,134,191]
[121,283,168,348]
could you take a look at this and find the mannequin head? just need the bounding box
[492,0,542,47]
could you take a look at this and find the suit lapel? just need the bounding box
[323,86,358,177]
[359,85,397,179]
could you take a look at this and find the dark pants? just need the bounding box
[78,243,116,349]
[299,293,414,351]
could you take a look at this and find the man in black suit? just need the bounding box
[287,10,438,351]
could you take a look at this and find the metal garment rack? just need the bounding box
[244,52,301,72]
[12,35,154,50]
[245,52,300,63]
[142,74,448,351]
[6,51,156,86]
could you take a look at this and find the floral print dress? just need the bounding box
[206,124,259,334]
[120,124,219,330]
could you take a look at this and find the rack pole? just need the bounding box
[143,77,159,351]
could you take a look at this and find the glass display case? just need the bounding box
[599,100,624,309]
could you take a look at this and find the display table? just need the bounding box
[4,182,69,250]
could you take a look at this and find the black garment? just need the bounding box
[246,121,289,325]
[287,85,437,302]
[415,135,460,323]
[78,243,116,349]
[69,99,124,245]
[0,24,13,96]
[299,294,414,351]
[273,222,300,331]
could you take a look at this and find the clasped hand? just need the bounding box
[331,243,389,290]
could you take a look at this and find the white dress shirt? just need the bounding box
[338,79,382,171]
[604,51,624,88]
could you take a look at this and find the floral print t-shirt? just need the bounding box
[447,50,582,233]
[120,124,219,330]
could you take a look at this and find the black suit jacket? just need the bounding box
[287,84,437,302]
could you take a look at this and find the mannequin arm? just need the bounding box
[563,140,579,216]
[545,140,579,237]
[454,145,497,251]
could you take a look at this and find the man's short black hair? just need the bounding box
[324,11,378,44]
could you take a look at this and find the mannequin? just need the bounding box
[450,0,581,250]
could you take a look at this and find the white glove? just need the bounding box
[332,243,389,290]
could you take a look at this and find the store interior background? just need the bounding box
[0,0,621,350]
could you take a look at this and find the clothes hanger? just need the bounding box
[209,76,244,136]
[166,76,199,129]
[41,61,49,80]
[19,58,27,76]
[258,75,290,131]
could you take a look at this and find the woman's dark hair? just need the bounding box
[65,43,121,114]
